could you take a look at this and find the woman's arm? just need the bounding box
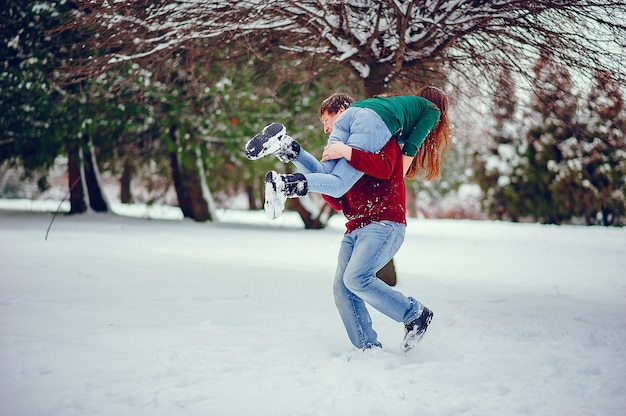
[402,154,414,177]
[401,98,440,157]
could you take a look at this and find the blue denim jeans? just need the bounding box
[292,107,392,198]
[332,221,423,349]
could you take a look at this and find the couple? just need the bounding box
[245,88,451,352]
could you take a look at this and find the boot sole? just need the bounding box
[245,123,286,160]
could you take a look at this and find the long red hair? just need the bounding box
[406,86,452,180]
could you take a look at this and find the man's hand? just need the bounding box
[322,141,352,162]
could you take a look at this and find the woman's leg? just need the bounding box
[292,148,336,174]
[303,159,364,198]
[298,107,393,198]
[293,149,361,198]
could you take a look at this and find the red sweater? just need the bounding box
[323,140,406,233]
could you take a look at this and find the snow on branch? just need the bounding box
[64,0,626,94]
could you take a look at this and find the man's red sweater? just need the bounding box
[323,139,406,233]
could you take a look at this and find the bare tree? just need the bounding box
[65,1,626,96]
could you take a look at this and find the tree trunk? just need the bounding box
[66,140,109,214]
[364,65,399,286]
[170,148,193,218]
[185,153,211,222]
[193,145,216,222]
[168,125,211,222]
[67,143,87,214]
[245,183,257,210]
[362,63,393,98]
[376,259,397,286]
[602,204,614,226]
[83,142,109,212]
[120,158,133,204]
[289,198,326,229]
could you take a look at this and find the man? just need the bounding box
[245,98,436,351]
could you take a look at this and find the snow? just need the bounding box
[1,200,625,416]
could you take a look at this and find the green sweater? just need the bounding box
[351,96,440,157]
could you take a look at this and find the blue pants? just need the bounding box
[332,221,423,349]
[293,107,392,198]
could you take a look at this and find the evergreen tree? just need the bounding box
[584,71,626,225]
[473,62,522,221]
[478,54,626,226]
[1,1,121,213]
[0,1,67,169]
[549,70,626,225]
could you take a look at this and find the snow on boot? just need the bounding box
[245,122,286,160]
[264,171,288,220]
[264,171,308,220]
[274,137,301,163]
[245,122,301,162]
[402,307,434,352]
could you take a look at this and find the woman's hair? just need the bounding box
[406,86,452,181]
[318,93,355,117]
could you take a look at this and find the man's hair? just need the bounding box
[318,93,355,117]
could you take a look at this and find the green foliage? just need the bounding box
[195,48,362,208]
[0,1,71,169]
[0,1,130,192]
[475,54,626,226]
[81,43,364,208]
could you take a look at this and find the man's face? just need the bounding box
[319,109,344,134]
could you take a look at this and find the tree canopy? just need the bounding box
[66,1,626,97]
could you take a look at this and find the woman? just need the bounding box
[245,87,451,220]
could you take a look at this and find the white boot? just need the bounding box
[263,171,308,220]
[245,123,300,162]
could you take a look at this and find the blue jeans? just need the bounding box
[292,107,392,198]
[332,221,423,349]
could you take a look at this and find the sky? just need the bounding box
[1,200,625,416]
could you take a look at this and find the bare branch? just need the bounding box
[63,0,626,96]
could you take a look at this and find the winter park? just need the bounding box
[3,2,626,416]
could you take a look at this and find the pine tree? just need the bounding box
[511,51,580,223]
[473,62,523,220]
[574,71,625,225]
[481,53,626,226]
[0,1,67,169]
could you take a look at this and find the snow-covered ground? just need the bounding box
[1,200,625,416]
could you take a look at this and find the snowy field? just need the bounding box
[1,200,625,416]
